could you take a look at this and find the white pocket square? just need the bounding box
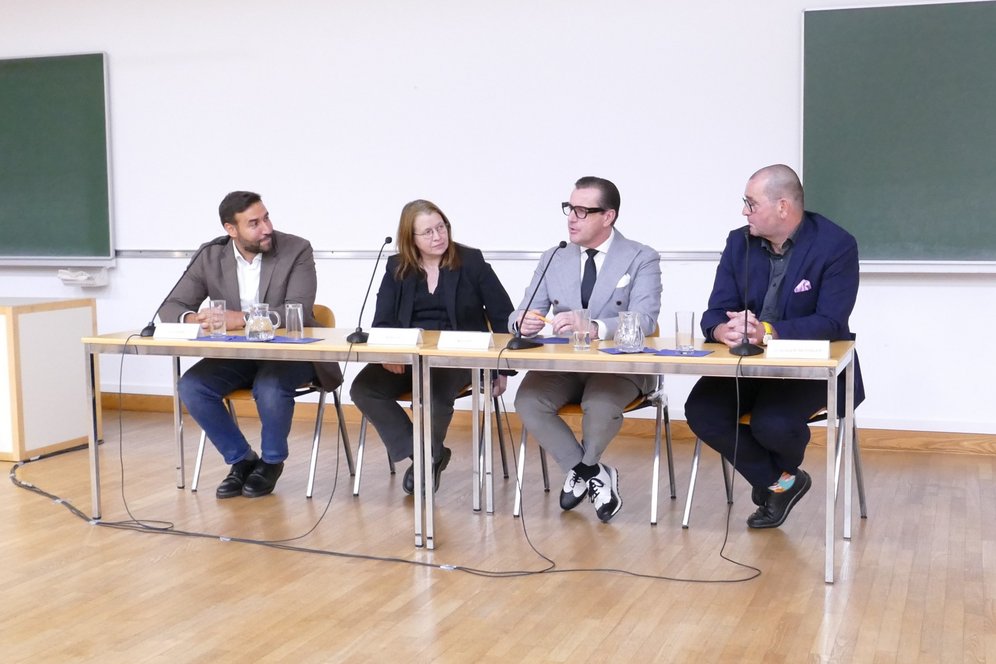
[615,273,631,288]
[793,279,812,293]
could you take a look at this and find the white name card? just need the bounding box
[153,323,201,340]
[366,327,423,346]
[765,339,830,360]
[437,330,494,350]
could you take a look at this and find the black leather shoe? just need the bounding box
[751,485,770,507]
[747,469,811,529]
[215,451,259,499]
[402,447,452,495]
[241,460,284,498]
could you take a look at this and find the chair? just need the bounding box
[680,409,868,528]
[513,376,676,524]
[190,304,354,497]
[351,383,509,498]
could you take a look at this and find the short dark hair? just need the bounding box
[574,176,621,221]
[218,191,262,226]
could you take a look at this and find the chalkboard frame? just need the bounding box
[0,52,115,267]
[802,2,996,263]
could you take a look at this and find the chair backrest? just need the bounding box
[313,304,335,327]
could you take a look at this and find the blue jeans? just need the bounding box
[178,359,317,465]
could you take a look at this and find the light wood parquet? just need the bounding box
[1,409,994,663]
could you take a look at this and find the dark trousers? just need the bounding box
[350,363,471,462]
[684,377,827,488]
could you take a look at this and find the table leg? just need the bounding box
[417,356,431,549]
[483,372,494,515]
[825,368,838,584]
[471,370,481,512]
[173,357,185,488]
[85,348,102,519]
[843,358,855,540]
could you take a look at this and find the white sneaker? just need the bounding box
[589,463,622,522]
[559,469,588,511]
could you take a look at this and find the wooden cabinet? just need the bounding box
[0,297,100,461]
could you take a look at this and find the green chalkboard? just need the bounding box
[803,2,996,260]
[0,53,113,263]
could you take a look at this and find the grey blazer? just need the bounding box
[508,229,662,339]
[157,230,342,389]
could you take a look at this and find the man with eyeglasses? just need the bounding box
[685,164,864,529]
[509,176,662,523]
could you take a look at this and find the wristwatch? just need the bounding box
[761,321,774,346]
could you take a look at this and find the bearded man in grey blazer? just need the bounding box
[157,191,341,499]
[509,177,662,522]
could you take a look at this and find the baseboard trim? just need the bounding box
[102,393,996,456]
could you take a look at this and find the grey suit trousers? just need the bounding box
[515,371,651,472]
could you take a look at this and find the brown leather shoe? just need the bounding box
[242,459,285,498]
[215,451,260,499]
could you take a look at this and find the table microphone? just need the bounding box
[140,235,230,337]
[730,227,763,356]
[346,236,393,343]
[506,240,568,351]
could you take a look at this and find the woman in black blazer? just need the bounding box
[350,199,514,495]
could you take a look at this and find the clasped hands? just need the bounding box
[185,307,246,331]
[713,309,763,347]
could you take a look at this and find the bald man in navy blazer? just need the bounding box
[685,164,865,529]
[509,176,662,523]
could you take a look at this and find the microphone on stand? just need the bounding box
[140,235,230,337]
[730,227,763,357]
[506,240,568,351]
[346,236,393,343]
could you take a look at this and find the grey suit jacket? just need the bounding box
[157,230,342,389]
[508,229,662,339]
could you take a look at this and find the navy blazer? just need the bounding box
[703,212,864,408]
[372,243,513,335]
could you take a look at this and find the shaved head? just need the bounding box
[749,164,804,208]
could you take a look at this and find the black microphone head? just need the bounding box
[384,236,393,244]
[558,240,568,248]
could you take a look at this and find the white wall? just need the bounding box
[2,0,994,434]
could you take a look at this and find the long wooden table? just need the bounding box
[82,329,857,582]
[80,329,431,543]
[419,334,857,583]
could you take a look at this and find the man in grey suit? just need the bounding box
[158,190,341,499]
[509,177,662,522]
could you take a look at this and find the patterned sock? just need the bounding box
[768,472,796,493]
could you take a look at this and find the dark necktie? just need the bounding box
[580,248,597,308]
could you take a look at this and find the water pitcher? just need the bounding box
[246,302,281,341]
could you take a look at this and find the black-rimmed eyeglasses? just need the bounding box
[562,203,606,219]
[742,197,756,214]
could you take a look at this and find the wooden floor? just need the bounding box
[2,410,995,663]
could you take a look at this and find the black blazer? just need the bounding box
[372,244,513,335]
